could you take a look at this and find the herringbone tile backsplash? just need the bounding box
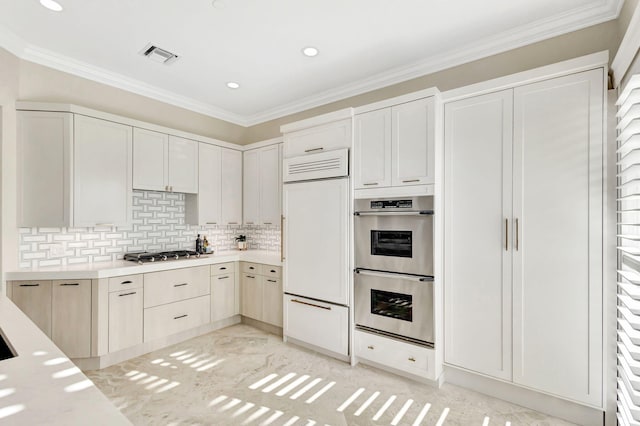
[19,190,281,268]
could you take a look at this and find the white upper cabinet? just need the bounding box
[354,108,392,189]
[73,115,133,227]
[220,148,243,225]
[354,93,437,195]
[186,143,222,226]
[18,111,132,227]
[243,143,282,226]
[133,130,198,193]
[391,97,435,186]
[132,128,168,192]
[282,110,353,158]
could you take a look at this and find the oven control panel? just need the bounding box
[370,199,412,209]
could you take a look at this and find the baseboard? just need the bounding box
[240,316,283,337]
[284,336,350,363]
[354,357,443,387]
[74,315,242,371]
[444,365,604,426]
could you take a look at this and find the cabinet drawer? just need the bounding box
[263,265,282,279]
[144,295,210,342]
[284,295,348,356]
[108,274,143,292]
[242,262,262,274]
[284,119,352,157]
[211,262,235,276]
[144,266,210,308]
[355,329,433,378]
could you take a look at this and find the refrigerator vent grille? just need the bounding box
[284,148,349,182]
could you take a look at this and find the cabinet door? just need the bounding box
[283,179,349,305]
[197,143,222,225]
[443,90,513,380]
[354,108,392,189]
[243,149,260,225]
[74,115,132,227]
[283,119,352,157]
[259,144,282,225]
[241,273,263,320]
[17,111,72,227]
[51,280,92,358]
[211,273,236,322]
[391,97,435,186]
[262,277,282,327]
[168,135,198,194]
[9,281,52,337]
[221,148,243,225]
[108,288,143,353]
[133,128,168,191]
[512,69,603,406]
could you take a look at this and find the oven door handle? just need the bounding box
[355,268,434,283]
[354,210,434,217]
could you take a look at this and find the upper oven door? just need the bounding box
[355,210,433,276]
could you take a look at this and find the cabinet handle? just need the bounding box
[408,357,416,362]
[267,279,277,283]
[218,276,229,280]
[281,215,285,262]
[263,222,272,225]
[95,223,114,227]
[304,147,324,153]
[173,314,188,320]
[173,283,188,287]
[119,291,137,297]
[505,218,508,251]
[249,266,255,270]
[270,270,276,273]
[367,345,374,350]
[60,283,79,286]
[170,186,173,192]
[402,179,420,183]
[363,182,379,186]
[515,218,519,251]
[291,299,331,310]
[219,267,227,270]
[206,222,217,225]
[228,222,238,225]
[121,280,133,285]
[246,275,256,279]
[19,283,40,287]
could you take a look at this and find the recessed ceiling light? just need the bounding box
[226,82,240,89]
[40,0,63,12]
[302,47,319,57]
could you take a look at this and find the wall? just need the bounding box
[243,20,620,143]
[18,190,280,269]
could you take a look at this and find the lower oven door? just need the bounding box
[354,269,434,345]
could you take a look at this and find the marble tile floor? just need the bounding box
[86,325,573,426]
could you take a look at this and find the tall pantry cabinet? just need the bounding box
[444,68,604,407]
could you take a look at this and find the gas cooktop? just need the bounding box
[123,250,201,264]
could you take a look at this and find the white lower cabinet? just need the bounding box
[144,295,210,342]
[284,294,348,356]
[51,280,92,358]
[355,330,435,379]
[8,281,52,337]
[211,262,237,322]
[240,263,283,327]
[262,277,282,327]
[241,272,263,320]
[144,266,210,308]
[108,288,143,353]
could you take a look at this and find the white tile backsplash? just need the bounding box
[18,190,281,268]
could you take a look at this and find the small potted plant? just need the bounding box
[235,235,247,251]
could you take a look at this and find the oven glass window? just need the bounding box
[371,230,412,258]
[370,289,412,322]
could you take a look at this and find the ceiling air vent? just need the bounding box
[139,43,179,65]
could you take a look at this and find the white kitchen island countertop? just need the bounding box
[0,294,131,425]
[5,250,282,281]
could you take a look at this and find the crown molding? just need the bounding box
[0,0,623,128]
[611,0,640,87]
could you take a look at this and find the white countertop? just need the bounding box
[0,294,131,425]
[5,250,282,281]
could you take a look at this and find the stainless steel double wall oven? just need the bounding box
[354,196,434,346]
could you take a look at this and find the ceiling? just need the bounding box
[0,0,623,126]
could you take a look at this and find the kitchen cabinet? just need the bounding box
[132,129,198,193]
[283,116,352,158]
[444,69,603,406]
[241,272,262,320]
[18,111,132,227]
[240,262,282,327]
[354,95,436,192]
[243,143,282,225]
[107,274,143,353]
[51,280,92,358]
[7,281,52,337]
[221,148,243,225]
[211,262,238,322]
[144,296,210,342]
[144,266,210,308]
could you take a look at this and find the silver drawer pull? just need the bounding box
[19,283,40,287]
[367,345,374,350]
[363,182,378,186]
[121,280,133,285]
[246,275,256,279]
[206,222,217,225]
[174,283,188,287]
[291,299,331,310]
[218,276,229,280]
[95,223,114,227]
[402,179,420,183]
[263,222,272,225]
[119,292,136,297]
[304,147,324,153]
[267,279,277,283]
[228,222,238,225]
[60,283,79,286]
[408,357,416,362]
[173,314,188,320]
